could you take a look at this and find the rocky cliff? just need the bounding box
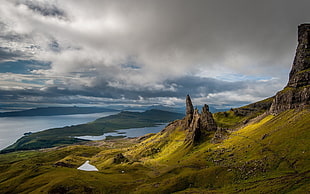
[270,24,310,114]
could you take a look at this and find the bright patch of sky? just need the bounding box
[0,60,50,74]
[215,74,273,82]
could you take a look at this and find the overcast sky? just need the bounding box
[0,0,309,111]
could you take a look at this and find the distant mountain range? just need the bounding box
[0,105,227,117]
[146,105,228,114]
[0,107,117,117]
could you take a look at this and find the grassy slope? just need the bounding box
[2,109,184,153]
[0,108,309,193]
[213,97,273,129]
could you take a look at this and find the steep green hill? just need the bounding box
[0,108,308,193]
[213,97,273,129]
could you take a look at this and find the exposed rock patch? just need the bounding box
[54,161,75,168]
[210,128,229,144]
[113,153,129,164]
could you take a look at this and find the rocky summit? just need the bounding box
[270,24,310,114]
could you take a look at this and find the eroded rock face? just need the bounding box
[201,104,217,132]
[185,94,194,126]
[186,95,194,116]
[184,95,217,144]
[287,24,310,88]
[186,108,201,142]
[270,24,310,114]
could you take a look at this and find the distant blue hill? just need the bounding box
[146,105,228,113]
[0,107,117,117]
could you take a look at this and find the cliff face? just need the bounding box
[270,24,310,114]
[287,24,310,88]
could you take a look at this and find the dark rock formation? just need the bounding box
[186,94,194,115]
[186,108,202,142]
[54,161,75,168]
[270,24,310,114]
[184,95,217,144]
[185,94,194,126]
[287,24,310,88]
[113,153,129,164]
[200,104,217,132]
[210,128,228,144]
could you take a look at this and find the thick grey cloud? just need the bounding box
[0,74,281,109]
[0,0,309,109]
[0,47,25,63]
[16,0,66,18]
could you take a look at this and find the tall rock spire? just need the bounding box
[185,95,194,126]
[270,24,310,113]
[186,95,194,116]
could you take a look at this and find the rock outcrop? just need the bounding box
[270,24,310,114]
[185,94,194,126]
[113,153,129,164]
[200,104,218,132]
[185,95,217,144]
[186,108,202,142]
[287,24,310,88]
[210,128,228,144]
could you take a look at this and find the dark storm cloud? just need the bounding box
[0,75,245,102]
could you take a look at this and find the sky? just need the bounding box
[0,0,309,111]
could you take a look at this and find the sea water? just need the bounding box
[76,123,167,141]
[0,112,118,150]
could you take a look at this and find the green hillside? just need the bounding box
[1,23,309,194]
[0,107,308,193]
